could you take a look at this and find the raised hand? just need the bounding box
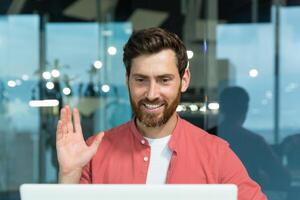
[56,105,104,183]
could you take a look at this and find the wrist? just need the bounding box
[58,168,82,184]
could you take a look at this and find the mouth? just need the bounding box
[142,103,165,112]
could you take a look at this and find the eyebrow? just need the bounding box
[132,73,175,79]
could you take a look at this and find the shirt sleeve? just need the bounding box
[218,143,267,200]
[80,161,92,184]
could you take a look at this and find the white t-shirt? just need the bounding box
[145,135,172,184]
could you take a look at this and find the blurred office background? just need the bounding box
[0,0,299,199]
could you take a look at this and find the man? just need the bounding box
[56,27,266,200]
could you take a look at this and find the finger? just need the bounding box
[73,108,83,134]
[62,119,68,140]
[62,107,70,134]
[56,120,63,142]
[60,108,68,135]
[60,107,66,123]
[66,105,74,133]
[91,132,105,150]
[61,107,70,126]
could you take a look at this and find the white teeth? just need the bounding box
[144,104,162,109]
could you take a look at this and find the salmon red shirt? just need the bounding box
[80,116,267,200]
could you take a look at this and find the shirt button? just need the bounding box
[143,156,149,162]
[141,139,146,144]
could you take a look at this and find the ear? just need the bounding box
[180,67,190,92]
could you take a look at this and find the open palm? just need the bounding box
[56,105,104,175]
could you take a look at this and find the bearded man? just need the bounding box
[56,27,266,200]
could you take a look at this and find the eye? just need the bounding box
[135,78,145,83]
[160,78,171,84]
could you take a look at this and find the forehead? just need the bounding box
[130,49,179,77]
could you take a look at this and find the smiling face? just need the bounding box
[127,49,190,128]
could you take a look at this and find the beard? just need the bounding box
[129,87,181,128]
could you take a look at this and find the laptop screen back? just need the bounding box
[20,184,237,200]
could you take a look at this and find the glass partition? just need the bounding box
[0,1,300,200]
[0,15,40,191]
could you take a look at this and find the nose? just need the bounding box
[146,81,160,101]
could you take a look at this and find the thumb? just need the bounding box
[91,132,105,149]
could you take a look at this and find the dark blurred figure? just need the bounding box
[280,134,300,200]
[281,133,300,173]
[208,86,290,191]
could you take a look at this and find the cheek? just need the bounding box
[160,87,179,100]
[129,86,145,100]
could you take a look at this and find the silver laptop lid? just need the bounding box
[20,184,237,200]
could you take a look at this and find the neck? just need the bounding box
[136,113,178,139]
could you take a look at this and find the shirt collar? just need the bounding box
[129,115,184,152]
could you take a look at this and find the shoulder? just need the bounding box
[181,119,228,144]
[180,118,229,151]
[241,128,268,146]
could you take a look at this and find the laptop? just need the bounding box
[20,184,237,200]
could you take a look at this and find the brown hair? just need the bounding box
[123,27,188,78]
